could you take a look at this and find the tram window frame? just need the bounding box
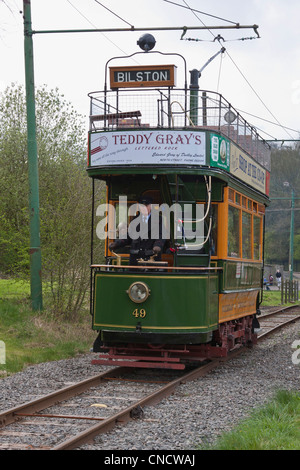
[226,188,263,261]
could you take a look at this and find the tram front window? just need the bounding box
[175,203,205,251]
[104,174,217,264]
[174,203,217,256]
[107,196,170,265]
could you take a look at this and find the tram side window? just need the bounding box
[253,215,261,260]
[228,205,240,258]
[242,211,251,259]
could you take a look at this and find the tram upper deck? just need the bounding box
[88,87,271,173]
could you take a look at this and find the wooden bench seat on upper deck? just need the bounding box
[90,110,142,127]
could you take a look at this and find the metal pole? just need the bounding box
[289,188,295,281]
[202,92,207,126]
[189,69,199,126]
[23,0,43,310]
[30,24,260,35]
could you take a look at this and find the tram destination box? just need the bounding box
[110,65,176,89]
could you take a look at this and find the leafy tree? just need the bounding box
[0,84,105,317]
[265,147,300,269]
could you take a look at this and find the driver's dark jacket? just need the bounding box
[113,213,166,265]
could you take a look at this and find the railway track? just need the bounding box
[258,304,300,339]
[0,304,299,450]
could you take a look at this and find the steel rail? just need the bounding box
[52,348,246,450]
[0,367,127,428]
[260,304,299,318]
[0,360,222,450]
[258,305,300,340]
[0,305,299,450]
[51,359,221,450]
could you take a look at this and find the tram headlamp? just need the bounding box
[127,282,150,303]
[137,34,156,52]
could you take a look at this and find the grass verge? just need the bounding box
[200,390,300,450]
[261,289,299,307]
[0,279,97,376]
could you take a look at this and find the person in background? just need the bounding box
[269,274,273,286]
[276,269,282,289]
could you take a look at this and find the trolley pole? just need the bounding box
[189,47,225,127]
[23,0,43,311]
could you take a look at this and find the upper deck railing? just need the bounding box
[88,88,271,171]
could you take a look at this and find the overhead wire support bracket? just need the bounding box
[30,24,260,36]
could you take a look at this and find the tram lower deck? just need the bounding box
[90,171,266,369]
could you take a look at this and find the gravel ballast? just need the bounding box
[0,323,299,450]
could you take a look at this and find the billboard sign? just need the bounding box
[230,143,268,195]
[89,130,206,167]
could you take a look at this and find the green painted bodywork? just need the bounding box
[219,260,263,292]
[92,271,219,336]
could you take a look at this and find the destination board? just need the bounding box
[110,65,176,89]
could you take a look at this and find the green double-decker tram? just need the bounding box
[87,46,270,369]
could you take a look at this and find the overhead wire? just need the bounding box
[93,0,134,28]
[181,0,216,37]
[163,0,238,25]
[225,50,295,140]
[67,0,299,139]
[66,0,140,61]
[182,35,259,43]
[235,108,300,135]
[176,0,296,140]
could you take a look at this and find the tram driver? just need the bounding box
[108,195,166,265]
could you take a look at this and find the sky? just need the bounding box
[1,0,300,142]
